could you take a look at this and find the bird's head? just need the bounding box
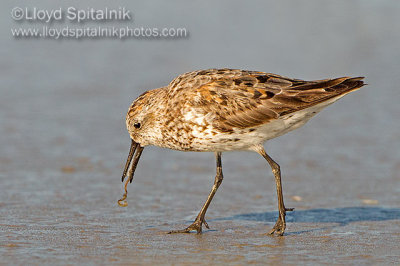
[126,89,165,147]
[120,88,166,186]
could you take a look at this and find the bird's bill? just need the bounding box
[118,139,144,207]
[121,139,144,183]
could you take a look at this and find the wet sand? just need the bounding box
[1,1,400,265]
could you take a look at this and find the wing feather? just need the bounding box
[168,69,364,131]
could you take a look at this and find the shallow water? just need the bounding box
[1,0,400,264]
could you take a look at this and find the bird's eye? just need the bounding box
[134,122,141,129]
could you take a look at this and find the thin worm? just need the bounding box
[118,177,130,207]
[118,144,144,207]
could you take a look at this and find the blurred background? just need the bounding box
[1,0,399,264]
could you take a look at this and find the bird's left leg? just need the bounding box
[255,145,294,236]
[169,152,223,234]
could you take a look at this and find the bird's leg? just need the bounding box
[169,152,223,234]
[256,146,294,236]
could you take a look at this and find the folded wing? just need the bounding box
[169,69,364,132]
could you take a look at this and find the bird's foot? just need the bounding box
[168,219,209,234]
[268,207,294,236]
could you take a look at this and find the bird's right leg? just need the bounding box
[168,152,223,234]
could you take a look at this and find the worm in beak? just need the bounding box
[118,139,144,207]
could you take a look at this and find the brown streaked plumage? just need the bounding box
[119,68,365,236]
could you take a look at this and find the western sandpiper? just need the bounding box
[118,68,364,236]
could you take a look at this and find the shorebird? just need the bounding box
[118,68,364,236]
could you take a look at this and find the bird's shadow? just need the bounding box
[211,206,400,235]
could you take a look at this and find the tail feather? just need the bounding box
[341,76,365,91]
[290,76,365,93]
